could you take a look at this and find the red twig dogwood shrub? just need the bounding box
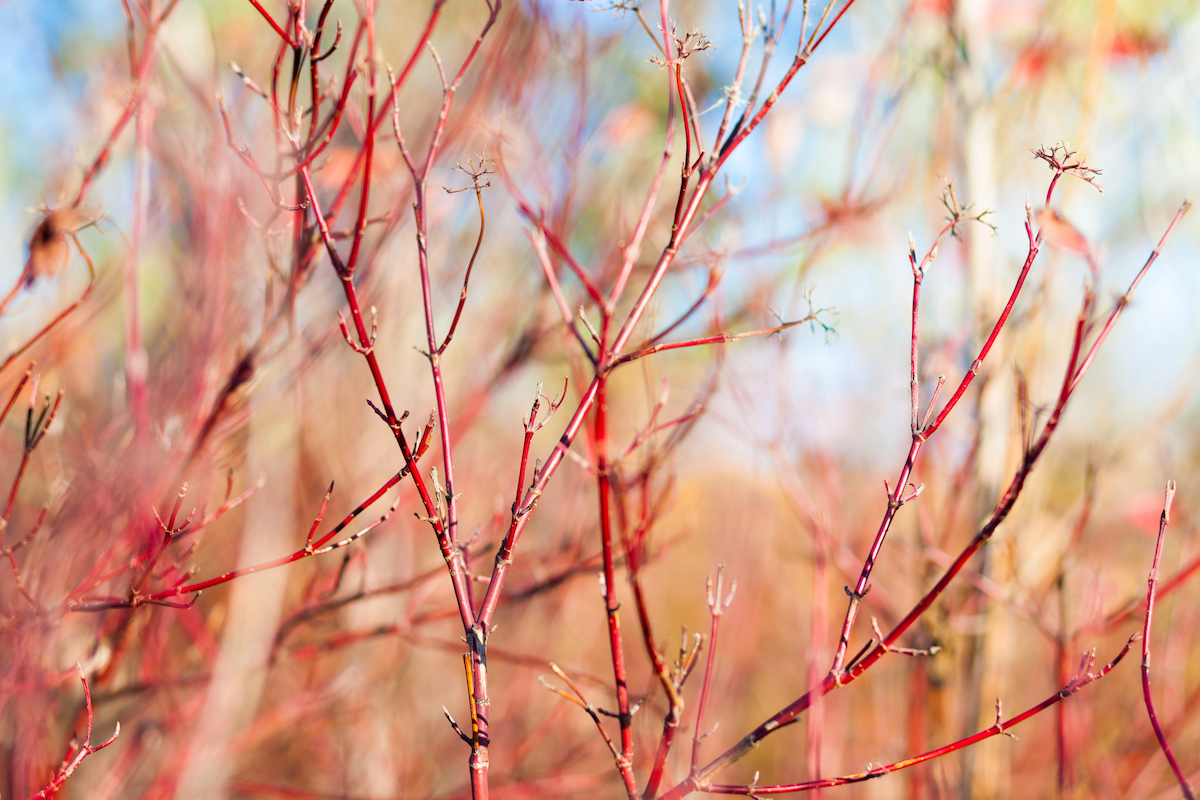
[0,1,1197,799]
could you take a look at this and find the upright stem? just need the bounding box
[909,272,922,434]
[829,438,922,675]
[345,3,375,277]
[1141,481,1195,800]
[415,180,462,552]
[595,320,638,797]
[691,600,724,773]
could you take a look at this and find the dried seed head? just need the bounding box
[26,209,81,286]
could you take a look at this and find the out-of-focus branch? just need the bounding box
[24,668,121,800]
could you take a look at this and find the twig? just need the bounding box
[24,667,121,800]
[691,566,736,774]
[1141,480,1196,800]
[703,637,1134,795]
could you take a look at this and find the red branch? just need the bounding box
[24,668,121,800]
[704,639,1135,795]
[1140,481,1196,800]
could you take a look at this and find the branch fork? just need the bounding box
[870,617,939,658]
[337,306,377,354]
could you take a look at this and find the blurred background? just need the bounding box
[0,0,1197,798]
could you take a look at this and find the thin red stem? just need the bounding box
[1141,482,1196,800]
[0,368,33,430]
[343,8,376,277]
[704,639,1134,795]
[244,0,298,48]
[24,670,121,800]
[691,600,724,773]
[1069,203,1191,392]
[322,1,447,224]
[613,317,820,367]
[595,364,638,795]
[130,486,187,597]
[608,67,674,308]
[1,235,97,377]
[437,186,486,355]
[923,242,1038,436]
[634,529,683,799]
